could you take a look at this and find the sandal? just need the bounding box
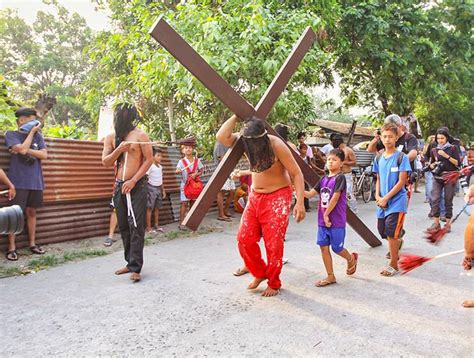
[315,279,336,287]
[233,267,249,276]
[178,225,189,231]
[426,223,441,233]
[380,266,399,277]
[346,252,358,275]
[30,245,45,255]
[217,216,232,222]
[6,250,18,261]
[103,237,117,247]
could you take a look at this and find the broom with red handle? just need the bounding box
[399,249,464,274]
[425,203,469,245]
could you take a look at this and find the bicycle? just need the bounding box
[352,166,375,203]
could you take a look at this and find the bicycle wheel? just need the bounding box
[362,175,372,203]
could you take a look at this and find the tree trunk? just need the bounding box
[34,93,56,125]
[379,96,390,116]
[167,98,176,143]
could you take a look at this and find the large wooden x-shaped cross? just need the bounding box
[150,16,381,247]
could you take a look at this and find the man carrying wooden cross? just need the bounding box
[217,115,306,297]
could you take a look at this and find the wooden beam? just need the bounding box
[150,17,381,247]
[149,16,255,120]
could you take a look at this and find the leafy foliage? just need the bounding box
[0,75,19,131]
[84,0,337,156]
[332,0,473,137]
[0,1,93,129]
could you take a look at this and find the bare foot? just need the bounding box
[462,299,474,308]
[247,277,266,289]
[262,286,280,297]
[130,272,141,282]
[115,267,130,275]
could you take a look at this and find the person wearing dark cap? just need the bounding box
[4,107,47,261]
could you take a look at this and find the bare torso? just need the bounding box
[251,136,292,193]
[111,129,146,180]
[341,146,356,174]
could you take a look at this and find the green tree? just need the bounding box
[332,0,473,138]
[0,1,93,129]
[84,0,337,156]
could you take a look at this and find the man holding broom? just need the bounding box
[102,104,153,282]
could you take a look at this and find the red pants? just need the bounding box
[237,186,292,289]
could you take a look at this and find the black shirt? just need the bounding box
[429,145,460,172]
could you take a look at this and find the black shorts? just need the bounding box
[11,189,44,211]
[377,212,405,240]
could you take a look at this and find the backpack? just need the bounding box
[183,158,203,200]
[375,151,412,185]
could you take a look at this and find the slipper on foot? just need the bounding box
[346,252,358,275]
[30,245,45,255]
[233,268,249,276]
[315,279,336,287]
[6,250,18,261]
[380,266,399,277]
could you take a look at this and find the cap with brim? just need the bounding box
[178,137,197,146]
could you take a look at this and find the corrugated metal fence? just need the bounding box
[0,135,242,250]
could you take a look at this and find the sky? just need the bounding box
[1,0,111,31]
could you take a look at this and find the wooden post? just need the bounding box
[347,120,357,147]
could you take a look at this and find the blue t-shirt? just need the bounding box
[5,131,46,190]
[372,151,411,218]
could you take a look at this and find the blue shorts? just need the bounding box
[317,226,346,253]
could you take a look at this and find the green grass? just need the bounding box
[0,248,108,278]
[0,225,222,278]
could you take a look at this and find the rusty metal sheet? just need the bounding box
[0,135,225,249]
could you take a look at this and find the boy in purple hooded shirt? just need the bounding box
[305,149,358,287]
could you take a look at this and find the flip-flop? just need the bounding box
[233,268,249,276]
[380,266,399,277]
[346,252,358,275]
[6,250,18,261]
[29,245,45,255]
[315,279,336,287]
[217,217,232,222]
[103,237,117,247]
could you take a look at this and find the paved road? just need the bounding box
[1,191,472,357]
